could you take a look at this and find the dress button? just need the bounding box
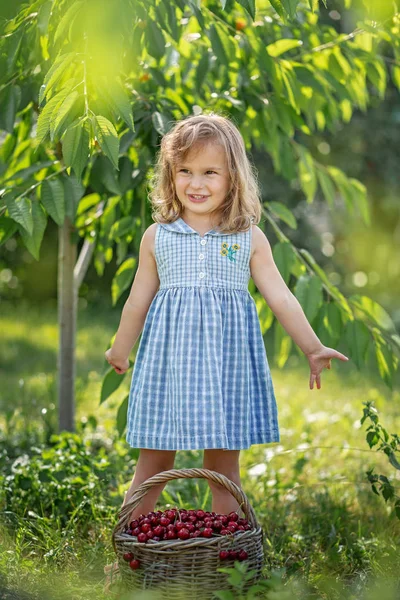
[200,239,207,246]
[199,272,205,278]
[199,254,204,260]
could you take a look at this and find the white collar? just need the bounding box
[159,217,222,236]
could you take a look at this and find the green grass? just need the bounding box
[0,303,399,600]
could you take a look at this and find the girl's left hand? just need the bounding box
[307,345,349,390]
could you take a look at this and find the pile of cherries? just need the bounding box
[122,507,251,570]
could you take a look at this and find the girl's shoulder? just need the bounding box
[142,223,158,259]
[250,224,269,260]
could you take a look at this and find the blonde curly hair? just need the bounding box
[148,112,262,234]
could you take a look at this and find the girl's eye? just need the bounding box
[178,169,216,174]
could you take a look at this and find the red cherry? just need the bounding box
[227,522,238,532]
[192,530,202,538]
[238,550,248,560]
[228,512,239,522]
[195,520,204,529]
[228,550,239,560]
[146,530,154,540]
[132,527,141,536]
[141,523,151,533]
[202,528,213,538]
[130,520,139,529]
[219,550,229,560]
[160,516,170,526]
[186,523,195,533]
[196,510,205,519]
[141,518,151,525]
[129,558,140,569]
[123,552,134,561]
[220,528,230,535]
[177,528,190,540]
[166,510,175,520]
[137,532,147,543]
[213,520,223,530]
[153,525,165,537]
[166,530,177,540]
[176,522,187,531]
[188,515,197,523]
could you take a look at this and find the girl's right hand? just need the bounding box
[105,348,129,374]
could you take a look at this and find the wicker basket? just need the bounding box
[112,467,265,599]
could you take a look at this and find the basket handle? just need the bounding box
[112,468,259,550]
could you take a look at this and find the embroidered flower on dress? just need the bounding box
[220,243,240,262]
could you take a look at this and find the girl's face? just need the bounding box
[173,142,230,221]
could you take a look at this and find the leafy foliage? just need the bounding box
[361,401,400,519]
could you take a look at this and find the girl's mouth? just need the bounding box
[188,195,209,203]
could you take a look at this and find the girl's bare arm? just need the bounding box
[250,225,324,356]
[106,224,160,370]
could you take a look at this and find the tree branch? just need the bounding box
[74,236,96,290]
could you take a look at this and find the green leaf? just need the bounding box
[269,0,286,19]
[282,0,300,18]
[76,193,101,216]
[366,60,386,98]
[41,178,65,226]
[374,341,393,389]
[36,86,74,144]
[294,274,323,323]
[274,319,292,368]
[110,217,135,241]
[297,146,317,203]
[316,167,336,207]
[100,367,126,404]
[344,320,371,370]
[5,193,33,235]
[152,111,171,135]
[61,119,90,181]
[42,53,75,98]
[18,201,47,260]
[0,215,18,246]
[50,91,79,141]
[268,201,297,229]
[314,302,343,347]
[111,257,136,306]
[53,2,83,47]
[237,0,256,20]
[144,18,166,61]
[388,452,400,471]
[0,85,21,133]
[266,39,302,57]
[91,115,119,170]
[117,394,129,437]
[349,295,396,334]
[106,84,135,132]
[347,178,370,226]
[392,65,400,91]
[272,241,296,284]
[209,23,233,66]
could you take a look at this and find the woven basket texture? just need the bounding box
[112,468,265,599]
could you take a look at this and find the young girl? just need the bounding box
[103,112,349,588]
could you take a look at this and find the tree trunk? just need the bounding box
[58,217,77,432]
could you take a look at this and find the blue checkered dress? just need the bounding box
[125,217,280,450]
